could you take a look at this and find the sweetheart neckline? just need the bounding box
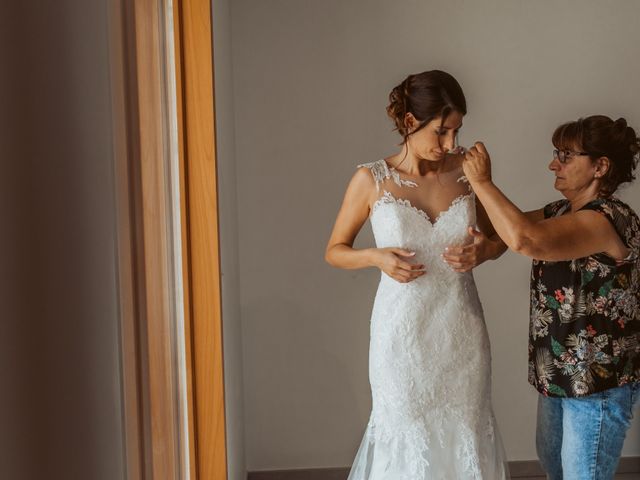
[371,190,474,227]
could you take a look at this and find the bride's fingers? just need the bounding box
[452,266,472,273]
[443,249,470,262]
[444,256,468,267]
[392,272,409,283]
[396,260,420,272]
[395,268,412,281]
[442,254,460,264]
[392,268,424,283]
[397,272,423,282]
[404,268,426,278]
[399,259,426,271]
[444,253,478,269]
[443,256,472,265]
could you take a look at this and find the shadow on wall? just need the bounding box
[1,2,125,479]
[243,295,371,468]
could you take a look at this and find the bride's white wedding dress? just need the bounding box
[347,159,508,480]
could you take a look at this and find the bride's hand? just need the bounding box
[442,228,496,272]
[462,141,492,185]
[372,248,426,283]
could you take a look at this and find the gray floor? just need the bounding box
[248,471,640,480]
[518,476,640,480]
[247,460,640,480]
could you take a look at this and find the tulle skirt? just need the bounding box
[347,415,510,480]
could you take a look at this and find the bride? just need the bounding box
[325,70,509,479]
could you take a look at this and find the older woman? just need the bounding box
[455,115,640,479]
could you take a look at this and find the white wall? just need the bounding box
[228,0,640,471]
[0,2,125,479]
[213,0,247,479]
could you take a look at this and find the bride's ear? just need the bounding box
[404,113,417,133]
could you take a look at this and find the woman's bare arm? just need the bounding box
[462,143,627,261]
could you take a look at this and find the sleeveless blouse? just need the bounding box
[528,197,640,397]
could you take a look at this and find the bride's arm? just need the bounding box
[441,199,507,272]
[477,200,509,260]
[325,168,378,270]
[325,168,425,283]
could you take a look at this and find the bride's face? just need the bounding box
[406,111,464,161]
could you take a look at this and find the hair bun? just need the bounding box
[609,117,634,149]
[386,85,408,136]
[403,75,413,96]
[613,117,628,133]
[611,117,640,155]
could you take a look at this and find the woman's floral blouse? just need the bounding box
[529,197,640,397]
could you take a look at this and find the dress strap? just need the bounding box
[457,175,473,194]
[357,159,418,191]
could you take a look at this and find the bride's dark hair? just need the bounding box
[387,70,467,144]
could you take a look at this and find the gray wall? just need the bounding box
[213,0,247,479]
[228,0,640,470]
[0,2,125,480]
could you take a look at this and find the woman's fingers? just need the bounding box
[474,141,488,156]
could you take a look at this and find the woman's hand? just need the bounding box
[462,141,492,185]
[442,227,503,272]
[372,247,426,283]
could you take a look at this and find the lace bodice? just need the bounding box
[358,159,477,275]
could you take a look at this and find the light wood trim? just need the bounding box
[108,0,143,477]
[172,2,198,479]
[117,0,183,477]
[113,0,226,477]
[130,0,181,475]
[173,0,228,478]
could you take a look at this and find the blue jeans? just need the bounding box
[536,382,640,480]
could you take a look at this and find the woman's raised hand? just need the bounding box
[462,142,492,184]
[373,248,426,283]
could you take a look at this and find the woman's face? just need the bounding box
[406,111,464,161]
[548,145,599,196]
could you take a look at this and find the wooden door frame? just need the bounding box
[110,0,227,478]
[173,0,229,479]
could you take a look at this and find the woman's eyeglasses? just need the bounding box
[553,149,590,164]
